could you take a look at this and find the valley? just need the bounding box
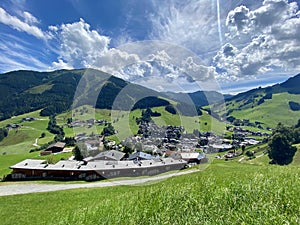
[0,69,300,224]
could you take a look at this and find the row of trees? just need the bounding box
[268,120,300,165]
[47,115,65,142]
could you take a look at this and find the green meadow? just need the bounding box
[1,157,300,225]
[230,92,300,128]
[0,111,54,155]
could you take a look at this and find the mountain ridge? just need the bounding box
[0,69,167,120]
[222,73,300,128]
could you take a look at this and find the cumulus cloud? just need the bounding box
[0,7,48,39]
[214,0,300,77]
[46,12,222,92]
[226,0,298,37]
[51,18,110,69]
[181,56,217,81]
[226,5,252,36]
[95,48,140,79]
[51,59,73,70]
[115,50,217,90]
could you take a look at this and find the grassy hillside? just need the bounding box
[0,159,300,224]
[222,73,300,128]
[228,92,300,128]
[0,110,54,155]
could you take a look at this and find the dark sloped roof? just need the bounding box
[93,150,125,161]
[46,142,66,150]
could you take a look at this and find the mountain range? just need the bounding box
[0,69,227,121]
[1,68,300,128]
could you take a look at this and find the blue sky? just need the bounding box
[0,0,300,94]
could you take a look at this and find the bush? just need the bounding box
[101,123,115,136]
[246,150,254,157]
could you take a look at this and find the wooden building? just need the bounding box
[41,142,66,155]
[9,158,187,181]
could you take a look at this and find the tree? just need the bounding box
[101,123,115,136]
[246,150,254,157]
[268,133,296,165]
[241,145,246,154]
[73,146,83,161]
[0,128,8,142]
[64,137,76,146]
[123,142,134,157]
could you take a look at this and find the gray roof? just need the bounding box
[128,151,159,160]
[180,152,206,160]
[10,159,47,169]
[10,158,187,171]
[93,150,125,161]
[47,142,66,149]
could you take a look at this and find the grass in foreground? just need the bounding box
[0,160,299,225]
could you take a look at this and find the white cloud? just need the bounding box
[23,11,39,25]
[113,49,218,92]
[149,0,222,56]
[181,56,217,81]
[226,0,298,37]
[95,48,140,79]
[214,0,300,78]
[51,18,110,69]
[0,7,48,39]
[51,59,73,70]
[226,5,252,37]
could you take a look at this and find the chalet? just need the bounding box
[164,150,180,159]
[128,151,159,160]
[180,152,207,164]
[6,124,20,129]
[22,117,36,122]
[209,143,233,152]
[84,139,101,151]
[84,150,125,162]
[41,142,66,155]
[241,138,260,146]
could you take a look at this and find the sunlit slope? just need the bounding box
[228,92,300,128]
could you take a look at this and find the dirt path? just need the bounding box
[0,169,197,197]
[256,153,265,158]
[32,138,39,147]
[238,156,245,162]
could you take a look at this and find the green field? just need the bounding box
[0,111,54,155]
[0,158,300,224]
[229,92,300,128]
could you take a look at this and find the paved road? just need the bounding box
[0,169,197,196]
